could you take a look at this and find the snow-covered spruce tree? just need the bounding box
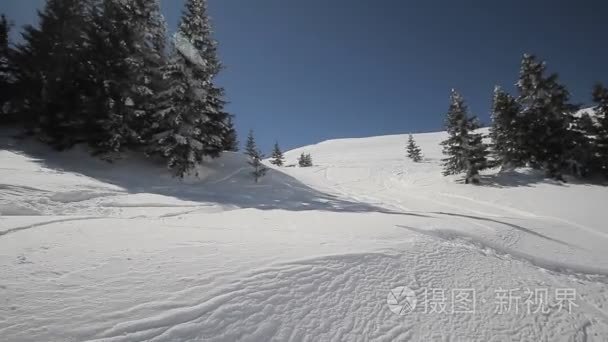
[270,141,285,166]
[221,115,239,151]
[147,0,230,176]
[0,14,13,118]
[489,86,523,170]
[245,129,257,158]
[306,154,313,166]
[248,149,268,183]
[464,119,490,184]
[567,104,596,178]
[406,134,423,162]
[298,153,307,167]
[441,89,489,184]
[298,153,313,167]
[180,0,231,156]
[12,0,92,148]
[591,84,608,177]
[128,0,168,141]
[515,54,579,180]
[85,0,168,154]
[243,129,266,182]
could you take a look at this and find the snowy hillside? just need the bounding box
[1,128,608,341]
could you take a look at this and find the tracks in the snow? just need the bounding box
[397,224,608,284]
[0,216,108,237]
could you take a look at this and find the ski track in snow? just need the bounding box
[0,216,107,237]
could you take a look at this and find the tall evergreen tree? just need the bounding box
[406,134,423,162]
[0,14,12,117]
[270,141,285,166]
[146,0,229,176]
[13,0,92,148]
[441,90,489,184]
[590,84,608,177]
[515,54,579,179]
[489,86,523,169]
[85,0,168,153]
[441,90,469,177]
[464,119,490,184]
[179,0,230,153]
[128,0,168,142]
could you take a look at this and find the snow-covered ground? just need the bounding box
[1,128,607,341]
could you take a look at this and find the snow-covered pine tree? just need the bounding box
[83,0,131,152]
[0,14,12,118]
[515,54,579,180]
[298,153,307,167]
[127,0,168,141]
[307,154,313,166]
[489,86,523,170]
[13,0,92,148]
[177,0,229,154]
[85,0,168,154]
[270,141,285,166]
[464,118,490,184]
[248,149,268,183]
[591,84,608,177]
[241,129,266,181]
[221,115,239,151]
[441,89,489,184]
[441,90,469,176]
[298,153,313,167]
[146,0,230,176]
[245,129,257,158]
[406,134,423,162]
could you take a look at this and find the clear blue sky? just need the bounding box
[1,0,607,152]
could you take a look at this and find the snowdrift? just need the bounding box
[1,128,608,341]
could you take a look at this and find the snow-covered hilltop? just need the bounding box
[1,128,608,341]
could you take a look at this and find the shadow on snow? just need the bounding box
[0,132,429,217]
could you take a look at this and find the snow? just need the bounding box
[173,32,206,69]
[1,128,608,341]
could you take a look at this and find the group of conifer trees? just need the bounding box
[441,54,608,184]
[0,0,237,177]
[245,129,313,182]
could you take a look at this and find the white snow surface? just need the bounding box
[1,128,608,341]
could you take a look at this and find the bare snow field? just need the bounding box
[1,129,608,341]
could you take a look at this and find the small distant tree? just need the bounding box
[441,89,489,184]
[243,129,266,182]
[270,141,284,166]
[406,134,423,162]
[298,153,313,167]
[248,150,267,183]
[245,129,257,158]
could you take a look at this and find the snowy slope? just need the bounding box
[1,128,608,341]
